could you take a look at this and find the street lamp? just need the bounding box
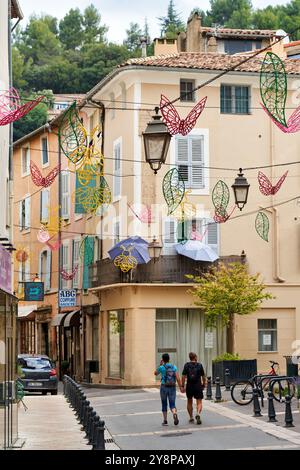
[232,168,250,211]
[33,274,41,283]
[148,238,163,262]
[142,107,171,174]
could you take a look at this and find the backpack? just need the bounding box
[163,364,176,386]
[186,362,201,384]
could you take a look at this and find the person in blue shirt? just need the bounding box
[154,353,182,426]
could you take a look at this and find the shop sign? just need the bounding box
[0,245,11,294]
[205,331,214,349]
[24,282,44,301]
[59,290,77,308]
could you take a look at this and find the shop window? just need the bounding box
[258,319,277,352]
[108,310,125,378]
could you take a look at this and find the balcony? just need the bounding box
[89,254,244,288]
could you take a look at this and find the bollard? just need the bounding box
[224,369,231,392]
[206,377,212,400]
[214,377,222,402]
[253,388,262,417]
[284,395,295,428]
[82,402,91,433]
[267,391,277,422]
[81,400,90,432]
[89,414,99,446]
[93,420,106,450]
[87,410,97,442]
[79,392,86,424]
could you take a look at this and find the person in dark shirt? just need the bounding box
[181,352,206,425]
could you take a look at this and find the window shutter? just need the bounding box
[114,143,121,198]
[191,136,204,189]
[25,260,31,282]
[177,220,190,242]
[83,237,95,290]
[46,250,52,291]
[61,172,70,219]
[163,219,177,255]
[40,190,50,224]
[176,137,189,183]
[72,240,80,288]
[19,201,23,231]
[25,197,30,229]
[206,219,219,254]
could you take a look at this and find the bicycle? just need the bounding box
[231,361,296,406]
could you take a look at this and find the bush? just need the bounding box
[213,353,241,363]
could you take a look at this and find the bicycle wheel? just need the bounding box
[231,380,254,405]
[270,379,296,403]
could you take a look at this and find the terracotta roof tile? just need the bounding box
[201,27,277,38]
[120,52,300,76]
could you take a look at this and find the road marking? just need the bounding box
[231,444,300,450]
[101,409,186,418]
[90,398,159,407]
[113,423,247,438]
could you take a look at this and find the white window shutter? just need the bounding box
[191,136,204,189]
[176,137,189,183]
[114,143,121,198]
[72,240,80,288]
[41,190,50,224]
[46,250,52,291]
[206,219,219,254]
[25,197,30,229]
[62,172,70,219]
[163,219,177,255]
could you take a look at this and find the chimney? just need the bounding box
[186,12,201,52]
[140,36,149,58]
[207,36,218,53]
[270,37,287,59]
[154,38,178,56]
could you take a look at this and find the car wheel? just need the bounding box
[42,391,47,395]
[51,390,58,396]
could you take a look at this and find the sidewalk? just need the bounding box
[18,395,92,450]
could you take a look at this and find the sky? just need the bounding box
[19,0,290,44]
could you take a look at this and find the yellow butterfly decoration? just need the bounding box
[114,246,138,273]
[172,190,197,221]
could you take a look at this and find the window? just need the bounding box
[164,218,219,254]
[176,135,205,190]
[40,189,50,224]
[21,147,30,176]
[108,310,125,378]
[19,196,30,231]
[41,137,49,166]
[61,243,69,289]
[180,79,195,102]
[92,315,99,361]
[18,260,30,295]
[224,39,253,54]
[113,220,120,246]
[39,250,51,292]
[221,85,250,114]
[258,319,277,352]
[61,171,70,219]
[72,239,80,289]
[113,140,121,199]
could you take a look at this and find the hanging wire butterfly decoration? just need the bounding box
[59,102,88,166]
[37,226,51,244]
[61,266,79,281]
[46,239,62,252]
[258,171,288,196]
[163,168,185,215]
[75,176,112,214]
[30,161,61,188]
[260,52,300,133]
[0,88,45,126]
[114,246,138,273]
[128,203,153,224]
[212,180,236,223]
[172,190,196,221]
[79,236,94,265]
[255,212,270,242]
[160,94,207,136]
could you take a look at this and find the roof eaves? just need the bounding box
[11,0,23,20]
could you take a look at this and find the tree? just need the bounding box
[189,8,210,27]
[123,23,142,52]
[188,263,273,353]
[82,4,108,45]
[158,0,185,38]
[12,47,28,89]
[59,8,83,50]
[206,0,253,28]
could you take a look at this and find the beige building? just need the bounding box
[78,39,300,387]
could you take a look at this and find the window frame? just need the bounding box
[257,319,278,353]
[61,171,70,220]
[108,310,125,379]
[41,136,49,167]
[113,137,122,201]
[180,79,196,102]
[72,238,81,289]
[21,146,30,177]
[220,84,251,115]
[19,195,31,232]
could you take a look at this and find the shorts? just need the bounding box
[186,384,204,400]
[160,385,176,412]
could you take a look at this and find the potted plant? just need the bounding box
[212,353,257,384]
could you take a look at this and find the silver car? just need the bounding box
[18,355,58,395]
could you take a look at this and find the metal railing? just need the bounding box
[63,375,105,450]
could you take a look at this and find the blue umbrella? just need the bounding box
[175,240,219,263]
[108,236,151,265]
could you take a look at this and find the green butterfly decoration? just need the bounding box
[255,212,270,242]
[260,52,287,127]
[163,168,185,216]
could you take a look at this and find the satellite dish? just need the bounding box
[276,29,289,44]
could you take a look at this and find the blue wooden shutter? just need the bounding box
[83,237,95,290]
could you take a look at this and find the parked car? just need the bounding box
[17,354,58,395]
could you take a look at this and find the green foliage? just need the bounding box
[187,263,274,328]
[206,0,253,28]
[213,353,241,362]
[59,8,84,50]
[82,4,108,45]
[158,0,185,38]
[124,23,143,54]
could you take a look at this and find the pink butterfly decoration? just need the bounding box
[0,88,45,126]
[213,206,236,224]
[128,203,153,224]
[160,94,207,136]
[46,240,62,251]
[261,103,300,134]
[258,171,288,196]
[30,161,61,188]
[37,228,51,243]
[61,266,78,281]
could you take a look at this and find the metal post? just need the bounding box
[224,369,231,391]
[81,400,90,432]
[214,377,222,402]
[206,377,212,400]
[253,388,262,417]
[284,395,295,428]
[267,391,277,422]
[87,410,96,442]
[93,420,106,450]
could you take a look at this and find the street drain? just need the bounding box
[105,438,115,443]
[161,432,192,437]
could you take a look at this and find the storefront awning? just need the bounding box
[18,305,37,319]
[51,313,69,327]
[64,310,81,328]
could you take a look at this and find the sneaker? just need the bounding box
[189,418,195,424]
[173,413,179,426]
[162,420,168,426]
[195,415,202,425]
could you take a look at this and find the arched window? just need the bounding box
[120,82,127,110]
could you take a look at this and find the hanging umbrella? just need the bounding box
[108,236,151,265]
[175,240,219,263]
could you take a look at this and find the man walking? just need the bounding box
[155,353,182,426]
[181,352,206,425]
